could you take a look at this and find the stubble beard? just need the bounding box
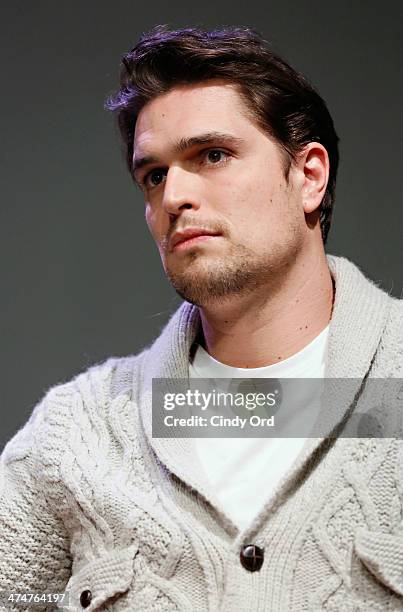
[165,242,289,307]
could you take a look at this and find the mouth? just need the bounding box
[170,229,222,252]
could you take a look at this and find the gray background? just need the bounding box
[1,0,402,451]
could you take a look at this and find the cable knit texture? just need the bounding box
[1,255,403,611]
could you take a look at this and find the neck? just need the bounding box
[198,247,334,368]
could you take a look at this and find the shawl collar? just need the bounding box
[137,255,392,522]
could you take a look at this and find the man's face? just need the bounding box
[133,81,307,306]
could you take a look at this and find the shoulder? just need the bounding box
[1,350,149,467]
[381,294,403,358]
[373,294,403,376]
[385,294,403,330]
[70,350,148,407]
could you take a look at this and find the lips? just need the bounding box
[170,228,221,251]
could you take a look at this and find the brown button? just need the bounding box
[80,589,92,608]
[240,544,264,572]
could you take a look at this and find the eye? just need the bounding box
[141,148,231,189]
[205,149,230,164]
[144,168,167,188]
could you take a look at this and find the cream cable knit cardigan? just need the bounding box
[1,255,403,612]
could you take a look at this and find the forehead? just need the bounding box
[133,81,254,151]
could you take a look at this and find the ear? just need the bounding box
[298,142,330,214]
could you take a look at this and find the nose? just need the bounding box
[161,166,201,216]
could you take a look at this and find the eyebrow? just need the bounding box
[132,131,245,184]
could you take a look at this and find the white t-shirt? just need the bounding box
[189,325,329,530]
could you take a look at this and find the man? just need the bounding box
[1,24,402,612]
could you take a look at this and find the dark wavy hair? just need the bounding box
[105,24,339,244]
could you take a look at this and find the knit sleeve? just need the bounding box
[0,396,72,610]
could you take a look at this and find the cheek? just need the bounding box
[145,206,171,256]
[145,206,161,240]
[144,205,154,234]
[227,179,274,222]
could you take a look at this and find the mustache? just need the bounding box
[161,216,229,250]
